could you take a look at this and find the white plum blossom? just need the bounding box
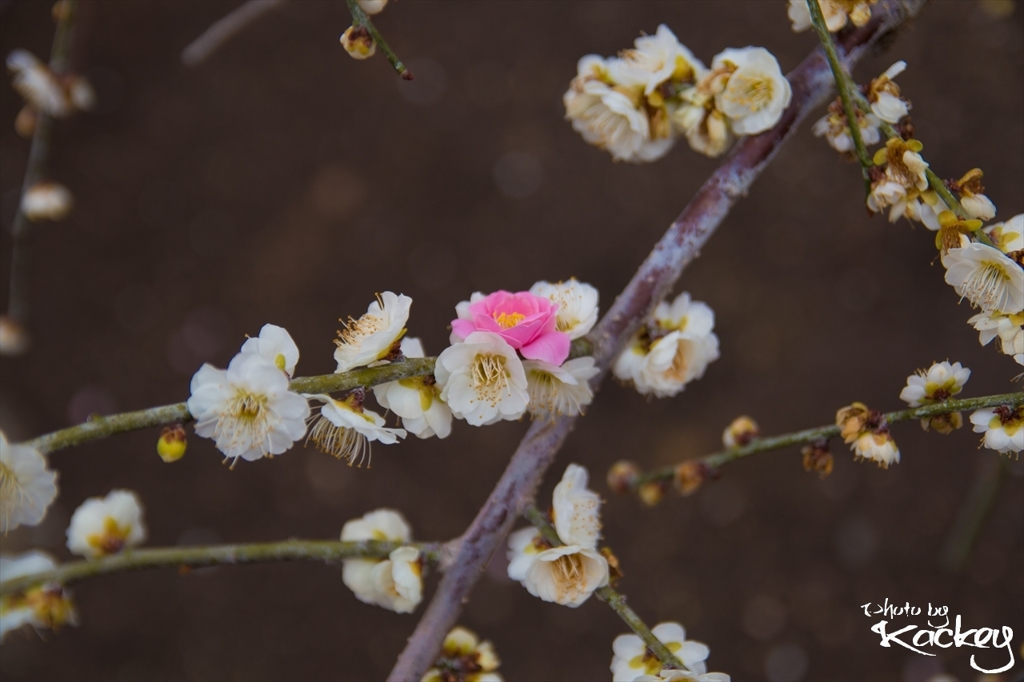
[612,622,712,681]
[563,55,675,163]
[852,432,900,468]
[66,490,147,558]
[942,242,1024,314]
[340,509,413,610]
[0,551,77,642]
[370,546,423,614]
[0,431,57,533]
[334,292,412,372]
[506,527,608,608]
[787,0,875,32]
[523,357,599,420]
[899,361,971,407]
[711,47,791,135]
[188,351,310,464]
[968,310,1024,366]
[357,0,388,14]
[306,393,405,467]
[869,139,929,216]
[421,626,503,682]
[672,98,733,158]
[607,24,706,96]
[240,323,300,377]
[812,108,881,154]
[7,50,69,117]
[970,406,1023,455]
[868,61,910,124]
[21,182,73,222]
[529,279,600,340]
[614,293,720,398]
[984,214,1023,255]
[372,338,452,439]
[551,463,602,548]
[435,332,529,426]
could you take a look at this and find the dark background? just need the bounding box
[1,1,1022,680]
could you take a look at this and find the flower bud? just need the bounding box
[157,425,187,463]
[21,181,73,222]
[673,460,709,495]
[836,401,871,443]
[606,460,640,495]
[15,105,36,137]
[0,315,30,356]
[923,411,963,435]
[801,441,833,478]
[722,415,759,449]
[357,0,388,14]
[638,481,666,507]
[600,547,623,586]
[340,26,375,60]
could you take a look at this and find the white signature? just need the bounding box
[861,599,1015,674]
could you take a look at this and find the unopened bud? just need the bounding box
[606,460,640,495]
[673,460,709,495]
[600,547,623,586]
[157,425,187,462]
[21,181,73,221]
[638,481,666,507]
[0,315,30,356]
[15,105,37,137]
[922,412,962,435]
[801,440,833,479]
[357,0,388,15]
[722,415,759,449]
[836,401,870,443]
[340,26,376,60]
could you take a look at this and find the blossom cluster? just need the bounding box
[812,55,1023,368]
[564,25,791,162]
[438,281,600,425]
[6,49,93,135]
[613,292,720,398]
[507,464,609,607]
[788,0,877,33]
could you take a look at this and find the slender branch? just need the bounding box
[181,0,285,67]
[941,455,1008,573]
[806,0,872,185]
[633,392,1024,488]
[387,3,926,678]
[23,358,435,455]
[0,539,445,597]
[522,505,684,669]
[345,0,412,80]
[24,338,593,455]
[6,0,79,327]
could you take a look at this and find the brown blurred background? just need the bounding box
[1,1,1022,680]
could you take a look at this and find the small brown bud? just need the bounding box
[673,460,708,495]
[722,415,759,449]
[340,26,376,60]
[638,481,666,507]
[801,440,834,479]
[836,402,870,443]
[600,547,623,586]
[15,105,37,137]
[606,460,640,495]
[0,315,30,356]
[922,412,962,435]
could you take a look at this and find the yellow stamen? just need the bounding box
[493,312,526,329]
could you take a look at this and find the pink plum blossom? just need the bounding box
[451,290,570,365]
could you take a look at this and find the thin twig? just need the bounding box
[181,0,285,67]
[387,3,927,678]
[0,539,445,597]
[632,392,1023,488]
[941,455,1008,573]
[523,505,685,670]
[806,0,872,189]
[6,0,79,327]
[345,0,412,80]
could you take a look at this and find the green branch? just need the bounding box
[24,338,594,455]
[633,392,1024,488]
[346,0,412,80]
[806,0,871,188]
[523,505,685,670]
[0,539,445,597]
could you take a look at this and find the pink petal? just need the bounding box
[520,330,571,365]
[451,318,477,340]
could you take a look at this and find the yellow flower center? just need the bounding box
[470,354,511,406]
[727,73,773,111]
[493,312,526,329]
[86,516,132,555]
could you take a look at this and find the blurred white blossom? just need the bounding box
[66,489,146,558]
[0,431,57,533]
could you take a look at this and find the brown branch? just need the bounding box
[387,1,927,678]
[181,0,285,67]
